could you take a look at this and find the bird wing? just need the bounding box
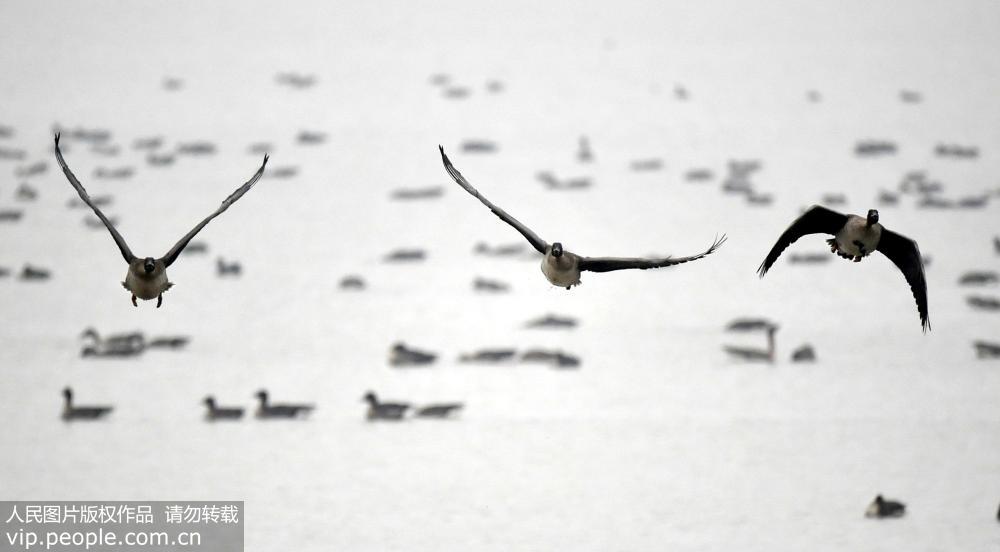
[876,228,930,332]
[757,205,848,276]
[159,155,268,267]
[439,146,549,254]
[578,234,726,273]
[54,133,136,263]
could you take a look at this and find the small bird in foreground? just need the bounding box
[439,146,725,289]
[54,133,268,307]
[757,205,929,332]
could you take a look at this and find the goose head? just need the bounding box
[551,242,564,258]
[62,387,73,403]
[143,257,156,274]
[866,209,879,226]
[203,396,217,409]
[80,327,99,341]
[362,391,378,405]
[254,390,268,404]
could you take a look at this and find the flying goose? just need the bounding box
[203,396,244,421]
[865,495,906,518]
[757,206,929,331]
[439,146,726,289]
[62,387,112,421]
[254,390,313,419]
[362,391,410,421]
[54,133,268,307]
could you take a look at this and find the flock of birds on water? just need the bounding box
[2,72,999,523]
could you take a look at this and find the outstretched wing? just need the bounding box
[159,155,268,267]
[439,146,548,254]
[876,228,930,332]
[579,234,726,273]
[757,205,848,277]
[54,133,135,263]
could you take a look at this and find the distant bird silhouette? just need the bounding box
[254,390,313,419]
[758,206,929,332]
[440,146,725,289]
[973,341,1000,358]
[216,258,243,277]
[723,325,777,363]
[415,402,464,418]
[725,318,777,332]
[389,343,437,367]
[791,344,816,362]
[54,133,267,307]
[62,388,112,421]
[865,495,905,518]
[203,396,244,420]
[363,391,410,421]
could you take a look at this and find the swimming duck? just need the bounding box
[362,391,410,421]
[440,146,725,289]
[757,206,929,332]
[254,390,313,419]
[61,387,112,421]
[54,133,267,307]
[203,396,244,420]
[865,495,905,518]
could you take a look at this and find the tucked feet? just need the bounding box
[156,294,162,308]
[131,294,138,307]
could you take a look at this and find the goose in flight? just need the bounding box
[439,146,725,289]
[758,206,929,332]
[54,133,268,307]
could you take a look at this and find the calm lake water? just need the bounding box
[1,1,998,550]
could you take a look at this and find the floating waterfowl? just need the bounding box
[15,183,37,201]
[966,296,1000,311]
[758,206,929,331]
[389,343,437,367]
[973,341,1000,358]
[723,325,777,363]
[440,146,725,289]
[472,277,509,293]
[390,186,444,200]
[216,258,243,277]
[62,388,112,421]
[383,249,426,263]
[19,264,50,281]
[55,133,267,307]
[339,275,366,290]
[958,271,998,286]
[254,390,313,419]
[524,314,578,329]
[520,349,581,369]
[203,396,244,420]
[791,344,816,362]
[865,495,905,518]
[725,318,777,332]
[459,348,518,363]
[362,391,409,421]
[415,402,464,418]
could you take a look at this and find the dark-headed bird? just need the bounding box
[440,146,725,289]
[54,133,267,307]
[62,387,112,421]
[757,206,929,332]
